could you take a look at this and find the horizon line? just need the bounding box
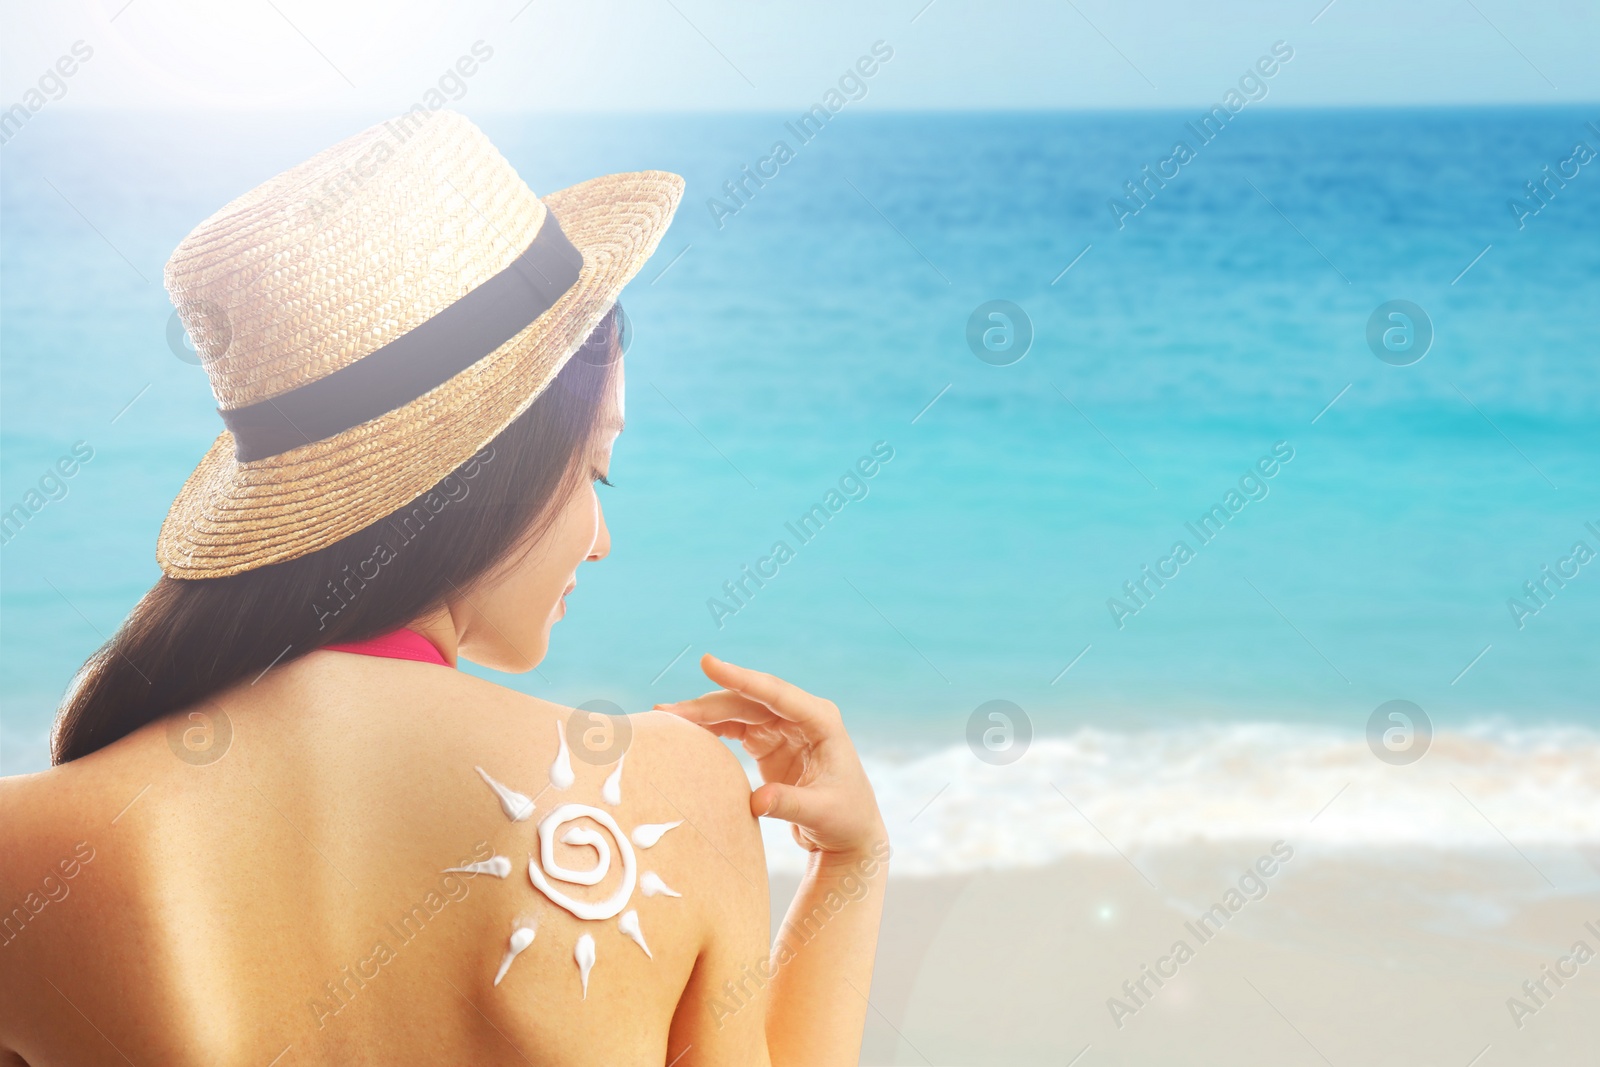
[22,100,1600,117]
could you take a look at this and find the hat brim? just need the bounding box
[156,170,684,579]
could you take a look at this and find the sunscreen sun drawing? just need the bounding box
[456,722,683,997]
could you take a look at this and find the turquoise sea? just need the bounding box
[2,110,1596,829]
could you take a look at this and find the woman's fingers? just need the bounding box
[657,654,839,739]
[658,655,886,856]
[751,781,819,824]
[655,689,774,727]
[756,781,875,855]
[698,654,839,731]
[664,713,747,742]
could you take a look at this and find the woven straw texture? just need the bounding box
[155,112,683,578]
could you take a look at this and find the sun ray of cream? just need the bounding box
[575,932,596,998]
[639,870,681,898]
[618,909,652,958]
[602,752,626,806]
[494,926,536,986]
[443,856,512,878]
[550,721,575,790]
[631,821,682,848]
[475,766,534,821]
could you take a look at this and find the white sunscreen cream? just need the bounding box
[631,821,681,849]
[443,856,512,879]
[550,721,575,791]
[475,766,534,822]
[494,926,536,986]
[472,732,684,1002]
[602,752,626,806]
[556,826,610,886]
[639,871,681,898]
[618,909,652,958]
[527,805,637,920]
[575,933,596,998]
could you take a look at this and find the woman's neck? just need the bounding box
[405,606,463,667]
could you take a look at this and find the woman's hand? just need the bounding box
[655,653,885,858]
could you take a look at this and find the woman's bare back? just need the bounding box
[0,652,771,1066]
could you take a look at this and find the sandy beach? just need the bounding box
[775,844,1600,1065]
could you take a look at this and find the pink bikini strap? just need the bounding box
[323,627,450,667]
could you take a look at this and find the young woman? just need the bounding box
[0,113,888,1066]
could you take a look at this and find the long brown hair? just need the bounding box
[52,308,622,764]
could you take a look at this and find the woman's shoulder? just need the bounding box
[365,659,750,782]
[616,708,759,834]
[432,670,759,843]
[0,767,63,885]
[295,656,767,879]
[0,733,156,883]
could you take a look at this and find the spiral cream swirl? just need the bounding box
[527,804,637,921]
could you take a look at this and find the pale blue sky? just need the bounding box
[2,0,1596,112]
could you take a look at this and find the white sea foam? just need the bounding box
[756,723,1600,876]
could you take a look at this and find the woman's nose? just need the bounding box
[588,501,611,562]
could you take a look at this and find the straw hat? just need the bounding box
[156,111,683,579]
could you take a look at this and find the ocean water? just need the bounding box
[2,109,1596,868]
